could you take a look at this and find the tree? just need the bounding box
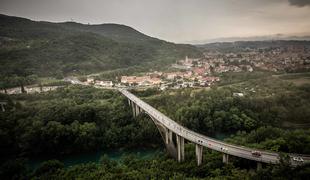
[0,159,28,180]
[33,160,64,177]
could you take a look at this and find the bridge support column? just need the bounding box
[176,135,185,162]
[135,104,140,116]
[165,128,169,144]
[132,102,136,117]
[223,153,229,164]
[164,129,173,144]
[169,130,173,143]
[140,106,143,114]
[1,104,5,112]
[0,102,7,112]
[195,144,203,166]
[257,162,262,171]
[128,99,131,106]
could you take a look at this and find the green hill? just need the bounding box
[0,14,201,78]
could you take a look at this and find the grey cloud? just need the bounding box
[0,0,310,42]
[288,0,310,7]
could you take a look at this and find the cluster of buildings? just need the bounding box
[83,56,222,90]
[119,69,220,90]
[74,43,310,91]
[84,43,310,90]
[173,44,309,75]
[120,76,161,86]
[200,45,310,73]
[173,55,254,75]
[0,86,61,95]
[249,47,310,72]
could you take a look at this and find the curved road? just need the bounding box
[119,88,310,166]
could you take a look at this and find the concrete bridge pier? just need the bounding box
[169,130,172,143]
[257,162,262,171]
[1,104,5,112]
[165,128,173,144]
[195,144,203,166]
[130,102,142,118]
[0,102,7,112]
[129,100,136,117]
[135,104,141,116]
[132,103,137,117]
[176,134,185,162]
[128,99,131,106]
[223,153,229,164]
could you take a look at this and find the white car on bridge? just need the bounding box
[293,157,304,162]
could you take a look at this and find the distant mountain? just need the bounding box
[189,34,310,45]
[196,40,310,53]
[0,14,201,77]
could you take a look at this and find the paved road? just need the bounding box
[119,88,310,166]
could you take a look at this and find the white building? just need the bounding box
[233,93,244,97]
[87,78,95,84]
[95,80,113,87]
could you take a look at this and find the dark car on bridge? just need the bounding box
[251,151,262,157]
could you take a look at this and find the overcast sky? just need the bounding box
[1,0,310,43]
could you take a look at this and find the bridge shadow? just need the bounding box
[153,119,178,159]
[135,111,178,159]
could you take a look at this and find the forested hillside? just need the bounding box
[0,14,201,78]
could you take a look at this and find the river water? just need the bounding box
[28,133,229,169]
[28,148,162,169]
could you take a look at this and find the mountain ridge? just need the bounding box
[0,14,201,78]
[188,34,310,45]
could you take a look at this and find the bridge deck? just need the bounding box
[119,88,310,166]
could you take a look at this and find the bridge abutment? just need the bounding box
[195,144,203,166]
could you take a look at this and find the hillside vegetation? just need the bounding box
[0,14,201,79]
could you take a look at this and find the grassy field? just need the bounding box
[213,71,310,127]
[217,71,310,96]
[273,72,310,86]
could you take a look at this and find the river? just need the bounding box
[28,148,162,169]
[28,133,230,169]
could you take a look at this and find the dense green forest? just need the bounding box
[1,72,310,179]
[0,14,201,88]
[2,147,310,180]
[0,85,160,157]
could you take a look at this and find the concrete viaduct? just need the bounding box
[119,88,310,168]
